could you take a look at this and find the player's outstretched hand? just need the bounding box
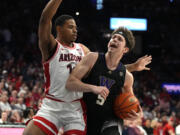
[134,55,152,71]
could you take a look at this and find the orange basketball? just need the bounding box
[113,92,139,119]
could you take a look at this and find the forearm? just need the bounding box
[125,63,136,72]
[40,0,63,21]
[66,76,95,93]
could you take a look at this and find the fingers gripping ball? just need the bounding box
[113,92,139,119]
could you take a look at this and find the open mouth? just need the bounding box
[109,44,117,48]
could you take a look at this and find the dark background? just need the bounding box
[1,0,179,80]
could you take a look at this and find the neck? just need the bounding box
[105,52,123,70]
[56,37,74,47]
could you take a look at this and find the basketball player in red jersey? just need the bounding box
[23,0,152,135]
[66,27,148,135]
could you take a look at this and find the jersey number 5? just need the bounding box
[96,95,105,106]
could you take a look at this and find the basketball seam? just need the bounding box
[114,94,133,110]
[119,101,139,110]
[114,101,139,114]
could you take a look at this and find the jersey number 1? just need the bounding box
[67,63,76,73]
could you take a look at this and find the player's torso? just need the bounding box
[83,53,126,120]
[43,42,84,102]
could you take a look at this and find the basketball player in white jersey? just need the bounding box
[23,0,89,134]
[23,0,152,135]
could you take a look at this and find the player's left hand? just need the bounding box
[124,105,143,121]
[134,55,152,71]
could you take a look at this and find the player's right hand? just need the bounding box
[124,105,143,121]
[92,86,109,100]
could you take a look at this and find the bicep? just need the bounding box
[71,53,95,80]
[123,70,134,94]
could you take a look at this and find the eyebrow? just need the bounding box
[68,24,77,28]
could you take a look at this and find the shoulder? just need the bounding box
[80,52,98,70]
[78,43,91,55]
[83,52,98,61]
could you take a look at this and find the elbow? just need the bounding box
[66,75,79,91]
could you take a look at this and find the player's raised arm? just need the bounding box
[38,0,63,61]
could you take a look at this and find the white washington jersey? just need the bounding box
[42,41,85,102]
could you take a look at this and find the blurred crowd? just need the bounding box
[0,0,180,134]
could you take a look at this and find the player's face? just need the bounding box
[107,34,129,54]
[60,19,77,43]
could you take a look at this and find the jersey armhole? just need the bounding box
[79,43,90,55]
[42,41,60,64]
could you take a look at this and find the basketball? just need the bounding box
[113,92,139,119]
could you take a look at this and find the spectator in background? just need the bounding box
[0,80,5,93]
[0,94,12,116]
[155,120,164,135]
[31,85,40,103]
[143,118,153,134]
[15,75,23,91]
[9,90,17,104]
[143,106,153,119]
[1,90,8,97]
[163,117,175,135]
[158,97,170,113]
[161,112,168,127]
[9,110,21,123]
[151,119,160,135]
[18,82,28,96]
[22,107,34,124]
[25,91,33,107]
[0,111,8,124]
[15,97,26,115]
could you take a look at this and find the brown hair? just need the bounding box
[112,27,135,52]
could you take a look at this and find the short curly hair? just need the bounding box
[55,14,74,27]
[112,27,135,52]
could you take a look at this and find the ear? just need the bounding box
[56,26,61,33]
[123,47,129,54]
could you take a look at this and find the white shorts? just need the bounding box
[32,97,87,135]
